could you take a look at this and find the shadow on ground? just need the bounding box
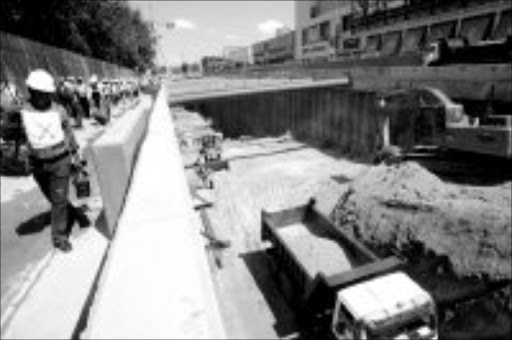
[240,250,312,340]
[226,145,310,163]
[15,211,52,236]
[408,151,512,186]
[330,174,352,185]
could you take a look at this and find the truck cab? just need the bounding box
[332,272,437,340]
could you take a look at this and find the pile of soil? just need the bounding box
[330,161,511,281]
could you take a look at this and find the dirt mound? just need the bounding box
[331,161,512,280]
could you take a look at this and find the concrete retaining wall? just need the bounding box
[0,31,135,92]
[91,96,154,235]
[194,88,383,159]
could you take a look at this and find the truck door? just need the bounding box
[332,301,356,340]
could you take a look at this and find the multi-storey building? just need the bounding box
[252,41,267,65]
[295,0,511,63]
[201,56,230,72]
[295,0,352,62]
[251,31,295,65]
[223,46,253,66]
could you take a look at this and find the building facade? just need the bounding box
[201,56,229,73]
[295,0,352,62]
[251,31,295,65]
[223,46,253,66]
[295,0,511,63]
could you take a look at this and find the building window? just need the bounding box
[302,29,309,45]
[310,4,319,18]
[342,15,351,32]
[343,37,361,50]
[320,21,331,41]
[365,34,382,52]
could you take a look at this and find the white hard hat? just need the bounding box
[90,74,98,83]
[26,69,56,93]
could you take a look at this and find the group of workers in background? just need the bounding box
[1,69,143,252]
[56,74,141,128]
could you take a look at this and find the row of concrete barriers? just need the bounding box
[83,87,226,338]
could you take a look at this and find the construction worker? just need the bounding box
[21,69,89,252]
[76,77,90,119]
[89,74,101,113]
[1,81,24,148]
[89,75,110,125]
[57,76,83,128]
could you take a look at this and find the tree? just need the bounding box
[0,0,156,71]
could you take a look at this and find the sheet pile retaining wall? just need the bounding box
[195,88,383,159]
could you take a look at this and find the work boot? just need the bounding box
[54,239,73,253]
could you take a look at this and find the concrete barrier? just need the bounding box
[91,96,153,235]
[83,87,226,339]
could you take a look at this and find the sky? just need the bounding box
[129,1,295,66]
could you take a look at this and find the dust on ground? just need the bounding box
[173,107,367,339]
[173,107,512,339]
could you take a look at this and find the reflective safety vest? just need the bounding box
[21,105,66,152]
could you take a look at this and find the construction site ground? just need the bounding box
[174,106,511,339]
[175,107,367,339]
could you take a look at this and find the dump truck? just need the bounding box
[261,199,438,339]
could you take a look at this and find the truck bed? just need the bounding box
[276,221,355,278]
[262,200,405,314]
[262,200,379,282]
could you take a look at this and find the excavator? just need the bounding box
[375,85,512,160]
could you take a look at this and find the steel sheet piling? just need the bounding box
[187,83,382,161]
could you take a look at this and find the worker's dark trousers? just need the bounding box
[62,97,82,128]
[91,92,101,110]
[78,96,90,118]
[31,155,80,245]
